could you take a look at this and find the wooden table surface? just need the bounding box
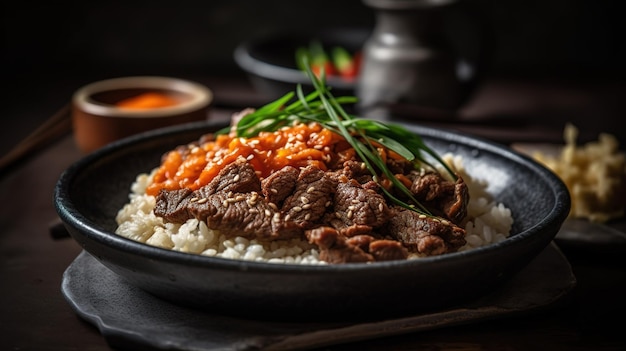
[1,74,625,350]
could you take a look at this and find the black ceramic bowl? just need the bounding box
[234,27,369,100]
[54,120,570,322]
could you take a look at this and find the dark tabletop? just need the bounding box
[1,74,625,350]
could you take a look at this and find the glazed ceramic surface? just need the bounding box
[54,120,570,321]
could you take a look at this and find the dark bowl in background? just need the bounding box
[234,27,370,100]
[54,120,570,322]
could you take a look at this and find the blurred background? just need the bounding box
[2,0,625,157]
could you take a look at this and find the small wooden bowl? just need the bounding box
[72,76,212,153]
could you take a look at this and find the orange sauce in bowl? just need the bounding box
[115,92,180,109]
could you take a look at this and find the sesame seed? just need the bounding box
[313,145,322,150]
[246,154,254,160]
[233,174,240,182]
[284,214,291,221]
[190,197,199,202]
[351,199,360,204]
[300,196,309,204]
[441,219,450,226]
[419,214,427,219]
[222,200,229,207]
[347,210,353,219]
[292,206,302,212]
[304,214,311,221]
[264,209,272,217]
[335,212,341,218]
[307,187,315,193]
[268,202,278,211]
[271,188,278,194]
[325,201,332,207]
[348,205,355,211]
[302,204,311,209]
[379,203,384,212]
[272,213,281,222]
[197,198,208,204]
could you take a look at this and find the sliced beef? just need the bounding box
[368,239,409,261]
[340,224,376,237]
[188,192,302,240]
[447,178,470,224]
[305,227,408,263]
[305,227,373,263]
[281,166,336,227]
[386,157,414,175]
[154,188,193,223]
[385,209,466,256]
[197,158,261,197]
[261,166,299,205]
[340,160,373,184]
[322,215,378,238]
[410,170,469,224]
[333,181,391,228]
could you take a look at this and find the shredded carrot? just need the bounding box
[395,174,413,189]
[116,92,179,109]
[146,122,347,196]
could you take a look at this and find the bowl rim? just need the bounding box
[55,120,571,273]
[233,28,370,90]
[72,76,213,118]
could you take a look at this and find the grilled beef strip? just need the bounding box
[409,170,469,224]
[384,208,467,256]
[261,165,299,205]
[305,227,408,263]
[332,180,392,228]
[280,165,336,228]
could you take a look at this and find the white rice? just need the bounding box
[115,153,513,264]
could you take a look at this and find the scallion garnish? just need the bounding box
[221,56,456,215]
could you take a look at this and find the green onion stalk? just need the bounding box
[220,55,456,215]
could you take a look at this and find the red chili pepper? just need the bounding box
[331,47,362,81]
[308,41,335,78]
[352,51,362,77]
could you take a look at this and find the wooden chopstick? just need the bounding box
[0,104,72,174]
